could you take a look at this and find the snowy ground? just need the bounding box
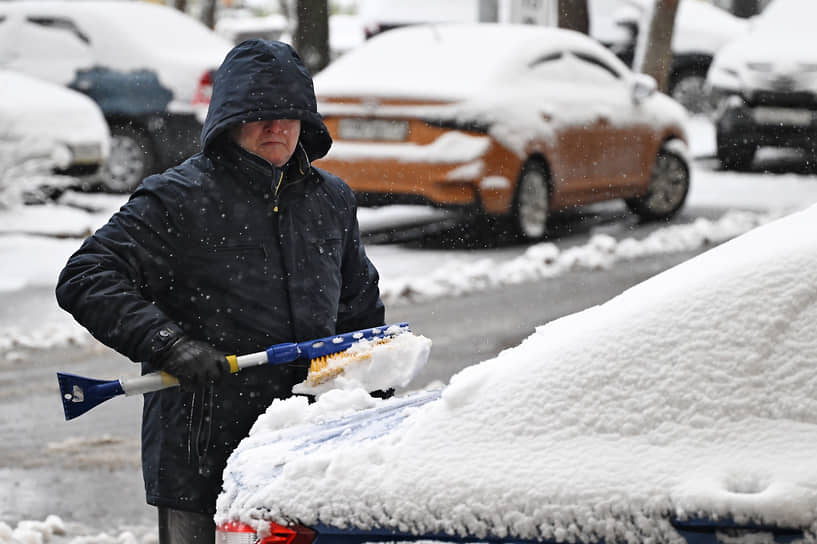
[3,117,817,543]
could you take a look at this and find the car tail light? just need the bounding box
[194,71,214,106]
[216,520,317,544]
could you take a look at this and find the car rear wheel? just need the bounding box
[103,124,154,193]
[511,161,550,240]
[626,147,689,220]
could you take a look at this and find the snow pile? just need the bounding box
[380,209,775,305]
[0,515,156,544]
[0,516,64,544]
[292,328,432,396]
[217,203,817,542]
[0,321,91,355]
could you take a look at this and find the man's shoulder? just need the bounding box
[138,153,215,199]
[310,166,354,200]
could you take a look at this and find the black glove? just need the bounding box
[153,336,230,391]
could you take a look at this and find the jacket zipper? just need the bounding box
[271,161,309,213]
[272,169,284,213]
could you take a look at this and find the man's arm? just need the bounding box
[55,191,185,363]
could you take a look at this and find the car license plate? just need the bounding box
[69,143,103,163]
[753,107,813,127]
[338,118,409,141]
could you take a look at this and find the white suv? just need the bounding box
[707,0,817,170]
[0,1,232,192]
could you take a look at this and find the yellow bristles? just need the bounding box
[306,337,391,386]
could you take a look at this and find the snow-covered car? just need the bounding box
[214,200,817,543]
[0,69,109,177]
[0,1,232,192]
[706,0,817,171]
[603,0,749,116]
[313,23,691,241]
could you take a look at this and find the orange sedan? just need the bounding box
[314,23,691,240]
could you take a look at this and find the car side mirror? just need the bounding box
[631,73,657,104]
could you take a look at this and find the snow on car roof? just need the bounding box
[709,0,815,71]
[315,23,620,101]
[0,1,230,55]
[218,203,817,541]
[0,1,231,102]
[756,0,817,33]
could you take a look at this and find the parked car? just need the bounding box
[313,23,690,241]
[0,69,109,179]
[358,0,747,117]
[214,200,817,543]
[603,0,749,116]
[707,0,817,171]
[0,1,232,192]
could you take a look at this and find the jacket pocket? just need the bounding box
[309,235,342,265]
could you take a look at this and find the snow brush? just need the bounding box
[57,323,410,421]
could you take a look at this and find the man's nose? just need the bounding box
[264,120,289,133]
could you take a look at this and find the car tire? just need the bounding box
[510,161,550,241]
[103,124,155,193]
[717,140,756,171]
[626,146,689,221]
[669,68,712,116]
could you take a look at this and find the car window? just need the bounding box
[26,16,91,45]
[527,52,575,81]
[528,52,563,69]
[0,17,94,85]
[570,51,622,81]
[527,50,621,87]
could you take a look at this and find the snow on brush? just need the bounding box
[217,203,817,542]
[292,328,432,397]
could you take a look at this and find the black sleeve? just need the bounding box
[336,193,385,333]
[55,190,185,363]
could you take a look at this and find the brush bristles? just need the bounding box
[307,338,390,386]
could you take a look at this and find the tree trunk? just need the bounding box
[293,0,330,74]
[478,0,499,22]
[200,0,217,29]
[730,0,762,18]
[558,0,589,35]
[634,0,679,93]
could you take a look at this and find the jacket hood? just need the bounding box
[201,39,332,161]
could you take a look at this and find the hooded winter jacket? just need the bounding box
[55,40,385,514]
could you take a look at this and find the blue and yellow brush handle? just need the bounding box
[118,323,409,396]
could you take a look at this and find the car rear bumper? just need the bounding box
[108,111,202,170]
[713,92,817,150]
[148,112,203,167]
[222,518,806,544]
[315,136,521,214]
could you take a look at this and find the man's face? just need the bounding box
[233,119,301,167]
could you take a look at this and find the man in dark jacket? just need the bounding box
[55,40,385,543]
